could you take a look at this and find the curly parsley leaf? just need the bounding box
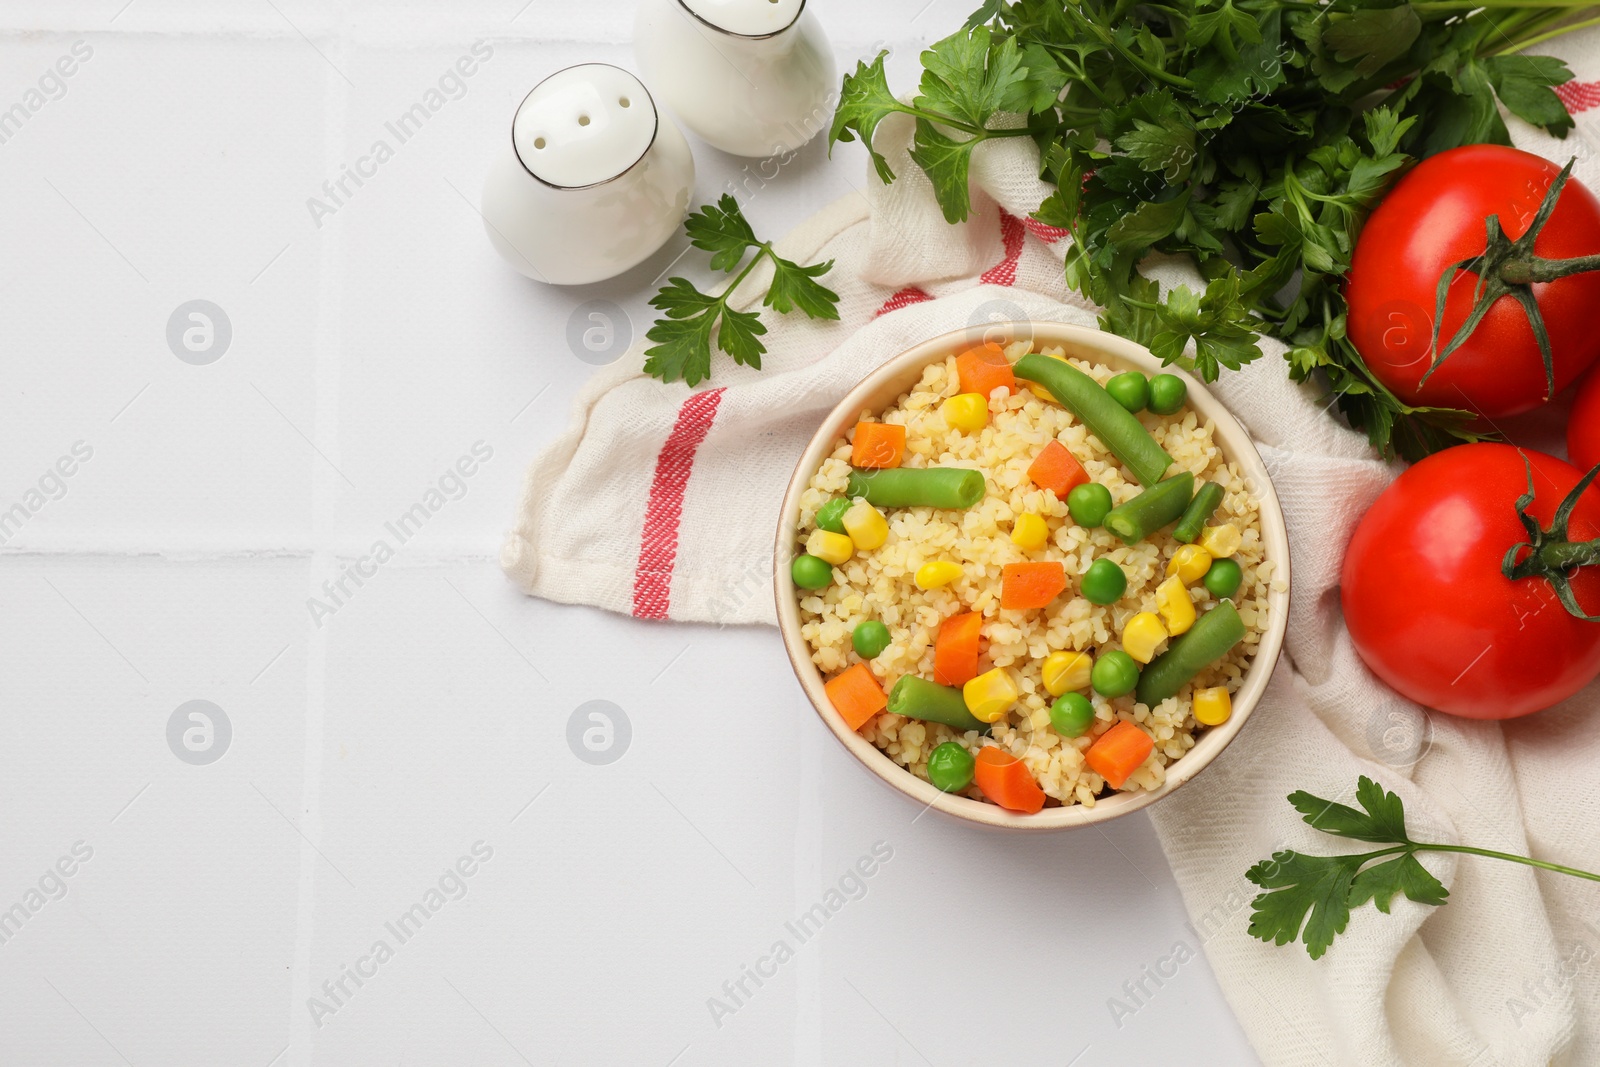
[643,197,837,386]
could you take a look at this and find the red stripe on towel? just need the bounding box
[876,286,934,316]
[980,211,1027,286]
[1022,217,1070,244]
[1557,79,1600,114]
[632,387,726,619]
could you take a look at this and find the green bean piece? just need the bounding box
[845,467,985,510]
[1103,472,1195,545]
[815,497,851,534]
[887,675,990,733]
[1013,354,1174,486]
[1136,602,1246,707]
[1173,482,1225,544]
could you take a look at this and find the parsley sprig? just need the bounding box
[830,0,1598,459]
[644,196,840,386]
[1248,776,1600,959]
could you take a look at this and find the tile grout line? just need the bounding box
[793,685,825,1067]
[286,48,353,1067]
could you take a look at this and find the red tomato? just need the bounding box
[1341,443,1600,719]
[1571,365,1600,474]
[1346,146,1600,419]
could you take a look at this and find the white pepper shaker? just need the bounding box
[480,63,696,285]
[633,0,837,159]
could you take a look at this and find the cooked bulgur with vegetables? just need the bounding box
[794,340,1281,812]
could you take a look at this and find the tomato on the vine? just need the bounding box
[1341,443,1600,719]
[1346,146,1600,420]
[1571,364,1600,474]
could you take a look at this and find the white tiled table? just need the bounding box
[0,2,1260,1063]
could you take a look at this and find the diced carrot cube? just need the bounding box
[1085,721,1155,789]
[825,663,887,731]
[851,422,906,469]
[1028,440,1089,498]
[933,611,983,687]
[956,343,1016,398]
[973,747,1046,813]
[1000,561,1067,610]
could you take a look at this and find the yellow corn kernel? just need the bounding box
[842,500,888,551]
[1193,686,1232,727]
[1198,523,1242,559]
[941,392,989,432]
[1027,351,1072,402]
[1166,544,1213,585]
[1011,512,1049,551]
[805,529,853,566]
[963,667,1019,723]
[1121,612,1169,665]
[1155,576,1196,636]
[1042,650,1093,696]
[915,560,963,590]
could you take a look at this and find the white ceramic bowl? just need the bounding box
[774,321,1292,830]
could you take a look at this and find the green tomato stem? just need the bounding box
[1500,252,1600,285]
[1537,537,1600,571]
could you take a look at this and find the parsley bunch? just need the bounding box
[644,196,839,386]
[831,0,1600,458]
[1248,777,1600,959]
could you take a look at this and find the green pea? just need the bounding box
[791,554,833,590]
[1204,557,1243,599]
[852,620,892,659]
[926,742,975,792]
[1148,374,1188,415]
[1067,482,1114,528]
[1092,650,1141,698]
[1105,371,1150,414]
[815,497,851,534]
[1049,692,1097,738]
[1080,558,1127,605]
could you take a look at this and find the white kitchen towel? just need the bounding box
[504,34,1600,1067]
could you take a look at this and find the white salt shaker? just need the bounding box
[480,63,696,286]
[633,0,837,159]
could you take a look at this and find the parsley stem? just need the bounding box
[905,105,988,135]
[1492,11,1600,51]
[1415,0,1597,8]
[727,243,776,306]
[1413,844,1600,883]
